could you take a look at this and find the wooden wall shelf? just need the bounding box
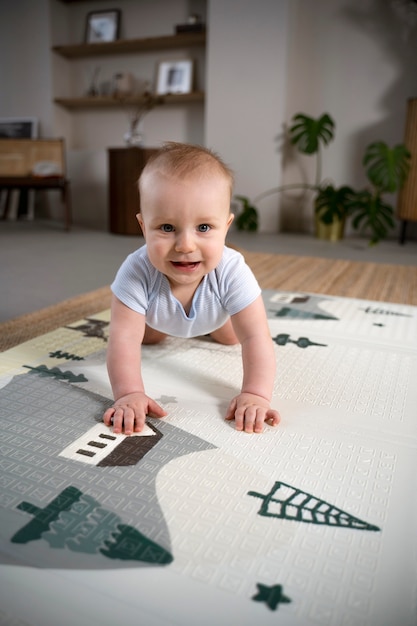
[54,91,204,110]
[52,32,206,59]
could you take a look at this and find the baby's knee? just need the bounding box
[143,326,167,345]
[212,335,240,346]
[210,322,240,345]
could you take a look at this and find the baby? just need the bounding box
[103,142,280,434]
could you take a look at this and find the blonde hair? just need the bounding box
[139,141,234,198]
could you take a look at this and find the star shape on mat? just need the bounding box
[252,583,292,611]
[156,395,178,404]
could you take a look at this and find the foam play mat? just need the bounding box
[1,289,416,626]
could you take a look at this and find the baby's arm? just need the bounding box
[225,295,280,433]
[103,295,167,435]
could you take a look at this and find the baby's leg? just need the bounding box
[143,324,167,345]
[210,319,239,345]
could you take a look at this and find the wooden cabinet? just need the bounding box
[108,147,157,235]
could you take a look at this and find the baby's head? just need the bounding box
[138,142,234,205]
[137,143,235,285]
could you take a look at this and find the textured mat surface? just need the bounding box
[0,289,416,626]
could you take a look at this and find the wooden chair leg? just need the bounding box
[399,220,407,245]
[62,182,71,231]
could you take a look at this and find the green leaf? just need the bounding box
[350,191,395,245]
[289,113,335,155]
[315,185,356,223]
[363,141,411,193]
[234,195,259,232]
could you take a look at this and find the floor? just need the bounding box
[1,219,416,323]
[1,271,416,625]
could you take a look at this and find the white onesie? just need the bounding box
[111,245,261,338]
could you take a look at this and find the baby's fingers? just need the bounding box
[225,397,237,422]
[242,406,265,434]
[111,405,135,435]
[103,406,115,427]
[265,408,281,428]
[147,398,168,419]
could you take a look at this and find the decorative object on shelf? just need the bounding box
[123,88,164,147]
[85,66,101,97]
[175,13,205,34]
[113,72,134,97]
[85,9,121,43]
[52,32,205,108]
[156,59,193,95]
[98,80,112,97]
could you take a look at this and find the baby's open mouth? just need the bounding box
[171,261,200,269]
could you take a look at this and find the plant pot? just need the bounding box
[315,215,345,241]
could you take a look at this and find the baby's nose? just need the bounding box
[175,231,196,252]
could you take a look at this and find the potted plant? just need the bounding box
[348,141,411,245]
[235,112,411,245]
[234,195,259,231]
[235,112,339,237]
[314,184,356,241]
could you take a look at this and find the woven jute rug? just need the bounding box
[1,250,416,351]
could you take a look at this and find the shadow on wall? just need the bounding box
[343,0,417,240]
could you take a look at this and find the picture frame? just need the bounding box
[85,9,121,44]
[156,59,194,95]
[0,117,38,139]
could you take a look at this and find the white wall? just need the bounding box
[281,0,417,236]
[1,0,416,237]
[206,0,290,233]
[0,0,53,135]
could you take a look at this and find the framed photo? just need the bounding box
[0,117,38,139]
[85,10,121,43]
[156,59,194,95]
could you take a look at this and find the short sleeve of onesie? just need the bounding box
[111,245,261,338]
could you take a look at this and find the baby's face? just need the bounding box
[137,171,234,291]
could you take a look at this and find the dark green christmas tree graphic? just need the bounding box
[11,486,172,565]
[23,364,87,383]
[273,334,327,348]
[49,350,84,361]
[252,583,292,611]
[248,481,380,531]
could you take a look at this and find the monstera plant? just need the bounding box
[315,141,411,244]
[349,141,411,245]
[235,112,335,234]
[235,112,411,245]
[289,112,335,188]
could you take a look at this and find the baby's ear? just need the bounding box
[227,213,235,227]
[136,213,145,235]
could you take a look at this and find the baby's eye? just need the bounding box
[161,224,174,232]
[198,224,211,232]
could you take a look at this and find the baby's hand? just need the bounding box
[225,392,280,434]
[103,392,167,435]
